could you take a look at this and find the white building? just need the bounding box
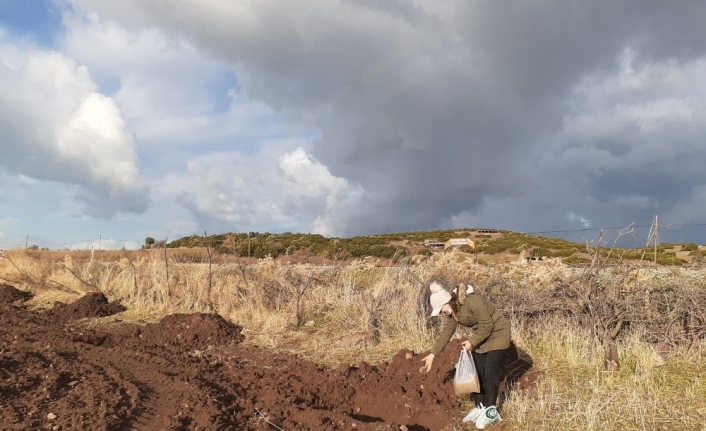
[445,238,475,249]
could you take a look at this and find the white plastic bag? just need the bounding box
[453,349,480,395]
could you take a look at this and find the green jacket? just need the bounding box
[430,293,511,355]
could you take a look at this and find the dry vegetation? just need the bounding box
[1,246,705,431]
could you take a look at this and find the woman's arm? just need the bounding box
[430,317,458,356]
[466,297,494,347]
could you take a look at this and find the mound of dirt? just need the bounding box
[49,292,126,321]
[107,313,246,353]
[0,288,536,431]
[0,283,33,305]
[148,313,245,349]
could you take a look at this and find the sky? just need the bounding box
[2,1,706,250]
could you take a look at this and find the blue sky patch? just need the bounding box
[0,0,63,47]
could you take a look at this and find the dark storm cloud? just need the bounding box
[72,0,706,241]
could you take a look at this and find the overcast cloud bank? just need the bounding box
[1,1,706,248]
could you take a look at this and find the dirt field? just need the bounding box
[0,284,535,431]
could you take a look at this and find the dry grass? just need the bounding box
[1,249,705,430]
[496,317,706,431]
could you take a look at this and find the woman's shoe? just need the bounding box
[462,404,485,423]
[474,405,501,429]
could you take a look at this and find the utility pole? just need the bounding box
[164,237,169,289]
[654,215,659,264]
[427,196,431,232]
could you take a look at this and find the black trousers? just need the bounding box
[471,348,507,408]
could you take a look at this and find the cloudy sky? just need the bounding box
[1,0,706,250]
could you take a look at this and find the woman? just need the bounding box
[420,282,511,429]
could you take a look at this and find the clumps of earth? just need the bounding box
[0,283,537,430]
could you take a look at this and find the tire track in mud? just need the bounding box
[98,352,176,431]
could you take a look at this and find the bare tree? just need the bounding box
[559,227,636,371]
[288,269,316,327]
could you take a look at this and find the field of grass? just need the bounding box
[1,248,705,430]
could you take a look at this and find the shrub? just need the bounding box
[684,242,699,252]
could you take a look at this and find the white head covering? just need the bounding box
[429,282,452,316]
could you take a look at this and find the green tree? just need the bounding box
[145,237,155,248]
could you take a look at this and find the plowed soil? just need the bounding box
[0,284,534,431]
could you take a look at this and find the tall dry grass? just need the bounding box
[504,317,705,430]
[1,249,705,430]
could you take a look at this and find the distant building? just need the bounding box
[473,229,500,235]
[445,238,475,249]
[424,241,445,249]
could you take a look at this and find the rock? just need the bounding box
[47,412,57,420]
[304,320,315,327]
[337,331,378,348]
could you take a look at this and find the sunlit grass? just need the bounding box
[492,321,706,431]
[2,249,705,431]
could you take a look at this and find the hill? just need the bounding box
[165,229,706,267]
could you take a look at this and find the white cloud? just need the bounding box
[565,212,592,229]
[0,37,149,217]
[60,12,287,154]
[278,148,350,198]
[56,93,143,191]
[56,7,346,236]
[166,140,363,236]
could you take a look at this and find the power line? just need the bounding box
[526,224,652,235]
[526,221,706,236]
[0,237,140,249]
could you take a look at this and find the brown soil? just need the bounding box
[0,284,536,431]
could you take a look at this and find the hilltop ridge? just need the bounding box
[164,228,705,266]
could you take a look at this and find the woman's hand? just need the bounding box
[461,340,474,351]
[420,353,435,373]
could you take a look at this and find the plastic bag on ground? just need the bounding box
[453,349,480,395]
